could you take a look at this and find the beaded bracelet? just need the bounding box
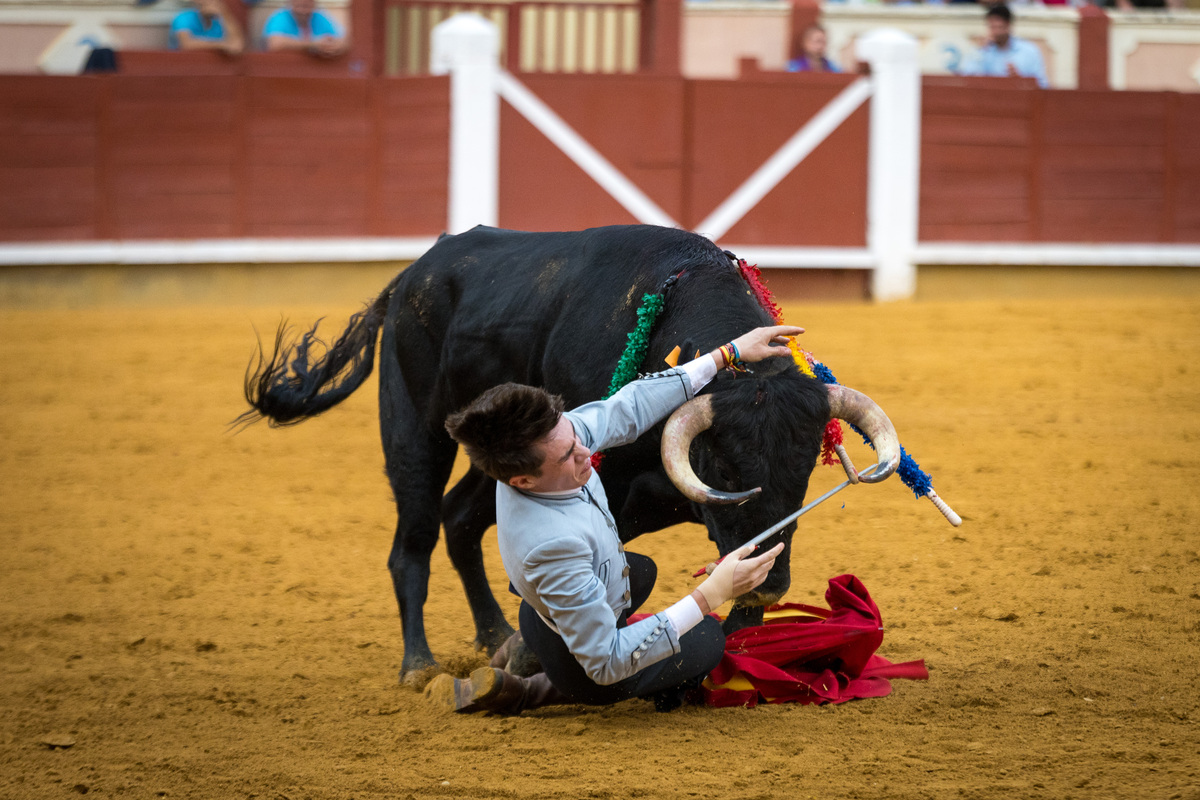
[719,342,749,373]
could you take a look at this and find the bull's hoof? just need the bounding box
[400,664,441,690]
[473,621,518,657]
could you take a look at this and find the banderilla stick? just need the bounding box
[834,446,961,527]
[693,463,886,577]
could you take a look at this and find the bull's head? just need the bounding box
[660,368,900,609]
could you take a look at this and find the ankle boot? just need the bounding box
[488,631,543,677]
[489,632,521,669]
[425,667,567,715]
[520,672,568,711]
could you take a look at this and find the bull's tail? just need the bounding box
[234,282,396,429]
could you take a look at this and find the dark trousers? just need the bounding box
[518,552,726,706]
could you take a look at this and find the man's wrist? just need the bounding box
[691,587,713,616]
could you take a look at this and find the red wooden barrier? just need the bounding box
[0,74,449,242]
[498,71,867,240]
[119,50,371,78]
[499,73,684,230]
[2,72,1199,246]
[920,79,1200,244]
[688,73,867,245]
[0,78,100,242]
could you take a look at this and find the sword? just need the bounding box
[692,463,885,577]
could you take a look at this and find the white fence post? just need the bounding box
[431,14,500,234]
[856,29,921,301]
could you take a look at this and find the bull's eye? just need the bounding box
[715,462,735,485]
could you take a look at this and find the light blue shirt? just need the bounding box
[169,9,226,49]
[496,367,698,686]
[262,8,341,41]
[959,35,1048,88]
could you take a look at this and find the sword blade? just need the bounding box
[693,462,884,577]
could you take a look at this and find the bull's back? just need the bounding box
[392,225,724,413]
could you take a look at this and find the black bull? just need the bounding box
[242,224,883,684]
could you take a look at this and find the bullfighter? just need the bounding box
[426,324,800,714]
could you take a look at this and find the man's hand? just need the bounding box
[726,324,804,365]
[694,542,785,612]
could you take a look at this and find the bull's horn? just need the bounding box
[661,395,762,505]
[827,385,901,484]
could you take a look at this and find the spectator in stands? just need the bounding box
[169,0,244,55]
[263,0,347,58]
[958,4,1048,88]
[787,25,840,74]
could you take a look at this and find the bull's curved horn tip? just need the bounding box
[707,486,761,505]
[858,455,900,484]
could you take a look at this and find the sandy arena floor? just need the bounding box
[1,292,1197,799]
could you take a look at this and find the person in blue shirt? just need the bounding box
[787,25,840,74]
[263,0,347,58]
[169,0,244,54]
[958,4,1048,89]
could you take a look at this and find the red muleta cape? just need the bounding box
[702,574,928,708]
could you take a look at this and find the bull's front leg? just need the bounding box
[722,604,765,634]
[442,468,514,656]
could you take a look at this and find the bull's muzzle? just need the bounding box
[734,589,786,608]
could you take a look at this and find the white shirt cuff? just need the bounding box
[664,594,705,638]
[681,352,719,394]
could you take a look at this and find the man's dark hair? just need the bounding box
[986,4,1012,23]
[444,383,565,483]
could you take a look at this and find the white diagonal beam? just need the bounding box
[495,70,681,229]
[696,77,873,242]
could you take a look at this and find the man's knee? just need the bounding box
[626,552,657,611]
[685,616,727,673]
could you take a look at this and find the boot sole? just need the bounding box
[424,668,502,713]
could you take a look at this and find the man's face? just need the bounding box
[804,29,827,58]
[510,416,593,493]
[987,16,1011,48]
[291,0,315,18]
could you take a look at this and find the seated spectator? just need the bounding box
[263,0,347,58]
[958,4,1048,88]
[787,25,840,73]
[169,0,244,55]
